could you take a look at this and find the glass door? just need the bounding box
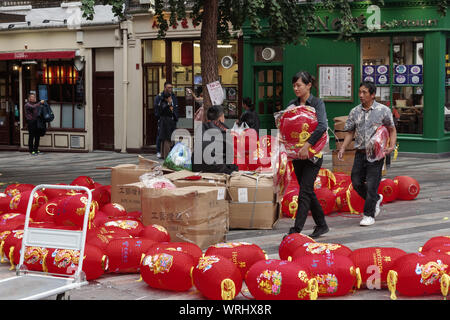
[254,66,283,130]
[0,61,20,146]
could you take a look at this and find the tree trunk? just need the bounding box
[200,0,219,121]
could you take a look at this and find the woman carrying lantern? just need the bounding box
[282,71,330,239]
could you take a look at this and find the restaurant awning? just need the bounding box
[0,51,76,61]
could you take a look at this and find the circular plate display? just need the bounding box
[395,65,407,74]
[377,65,388,74]
[363,66,375,75]
[395,75,406,84]
[410,65,422,74]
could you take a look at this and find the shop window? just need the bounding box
[445,38,450,132]
[361,36,424,134]
[39,60,84,129]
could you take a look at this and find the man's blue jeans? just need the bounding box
[351,151,384,217]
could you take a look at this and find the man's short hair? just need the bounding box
[207,105,224,121]
[360,81,377,95]
[28,93,36,98]
[164,81,173,88]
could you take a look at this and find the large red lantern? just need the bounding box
[377,178,399,203]
[387,252,450,299]
[346,184,365,214]
[280,181,299,218]
[9,190,48,215]
[279,233,315,261]
[333,187,350,213]
[292,241,353,258]
[140,250,195,292]
[205,242,267,279]
[147,242,203,264]
[0,213,25,233]
[245,259,318,300]
[1,230,24,269]
[420,236,450,253]
[101,203,127,218]
[31,200,61,223]
[314,187,337,215]
[86,226,131,251]
[139,224,171,243]
[106,238,155,273]
[12,246,48,272]
[333,173,351,189]
[429,244,450,256]
[256,135,274,169]
[315,168,336,190]
[91,185,111,207]
[102,218,144,237]
[293,252,362,297]
[276,105,328,160]
[54,194,98,229]
[41,184,74,201]
[193,255,243,300]
[349,247,407,289]
[4,184,35,198]
[70,176,96,190]
[82,244,109,280]
[393,176,420,200]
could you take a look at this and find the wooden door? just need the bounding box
[144,65,161,146]
[93,72,114,150]
[254,67,283,130]
[0,62,19,146]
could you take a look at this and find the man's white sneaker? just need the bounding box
[360,215,375,226]
[375,194,383,217]
[156,152,162,159]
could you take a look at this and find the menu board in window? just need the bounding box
[317,64,353,102]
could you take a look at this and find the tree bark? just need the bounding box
[200,0,219,121]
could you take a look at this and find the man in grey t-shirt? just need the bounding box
[338,81,397,226]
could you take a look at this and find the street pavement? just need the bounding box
[0,149,449,303]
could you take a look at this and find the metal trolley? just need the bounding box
[0,184,92,300]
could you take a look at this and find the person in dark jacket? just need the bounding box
[237,97,260,133]
[159,91,178,159]
[154,82,178,158]
[284,71,329,239]
[24,93,45,155]
[192,105,238,175]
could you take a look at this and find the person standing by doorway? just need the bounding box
[154,82,178,159]
[338,81,397,226]
[24,93,44,156]
[284,71,329,239]
[236,97,260,133]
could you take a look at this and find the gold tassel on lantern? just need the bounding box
[387,270,398,300]
[220,278,236,300]
[441,273,449,300]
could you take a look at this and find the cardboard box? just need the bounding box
[227,172,279,229]
[113,182,143,213]
[164,170,228,188]
[141,186,229,250]
[109,155,170,206]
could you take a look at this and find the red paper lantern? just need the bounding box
[70,176,97,189]
[429,244,450,256]
[86,226,131,251]
[387,252,449,299]
[245,259,318,300]
[333,186,350,213]
[280,181,299,218]
[315,168,336,190]
[421,236,450,253]
[367,126,389,162]
[232,128,259,171]
[41,184,74,200]
[140,250,195,292]
[54,194,98,229]
[0,213,25,233]
[193,255,243,300]
[139,224,171,243]
[9,190,48,215]
[274,150,288,188]
[147,242,203,264]
[293,252,362,297]
[393,176,420,200]
[377,178,399,203]
[92,185,111,207]
[205,242,267,279]
[13,246,48,272]
[1,230,23,268]
[349,247,407,289]
[101,203,127,218]
[4,184,35,198]
[102,218,144,237]
[256,135,274,169]
[277,105,328,160]
[82,244,109,280]
[92,210,109,228]
[31,200,61,223]
[346,184,365,214]
[106,238,155,273]
[181,42,192,66]
[292,241,353,258]
[314,187,337,215]
[279,233,315,261]
[44,248,79,275]
[334,173,351,189]
[0,230,12,263]
[0,193,12,215]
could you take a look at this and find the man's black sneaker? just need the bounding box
[309,225,329,238]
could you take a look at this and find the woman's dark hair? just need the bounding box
[207,105,224,121]
[292,71,316,90]
[360,81,377,95]
[242,97,254,111]
[163,91,171,99]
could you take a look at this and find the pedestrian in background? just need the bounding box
[158,91,178,159]
[338,81,397,226]
[236,97,260,133]
[154,82,178,158]
[24,93,45,156]
[284,71,329,239]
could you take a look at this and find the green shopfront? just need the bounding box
[242,1,450,155]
